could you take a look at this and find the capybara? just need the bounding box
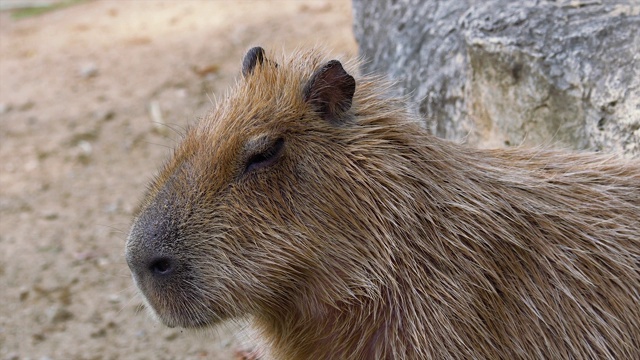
[126,47,640,359]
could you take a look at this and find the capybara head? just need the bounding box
[125,47,382,329]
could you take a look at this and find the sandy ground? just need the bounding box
[0,1,357,359]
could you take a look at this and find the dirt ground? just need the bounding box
[0,1,357,359]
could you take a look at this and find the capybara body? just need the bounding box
[126,48,640,359]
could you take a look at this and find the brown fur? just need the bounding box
[126,48,640,359]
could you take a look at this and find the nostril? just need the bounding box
[149,257,174,276]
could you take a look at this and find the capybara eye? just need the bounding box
[245,138,285,173]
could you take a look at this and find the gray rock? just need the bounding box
[353,0,640,156]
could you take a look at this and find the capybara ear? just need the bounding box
[303,60,356,124]
[242,46,266,77]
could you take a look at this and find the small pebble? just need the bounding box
[0,103,10,114]
[165,331,179,341]
[78,140,92,155]
[93,109,115,122]
[43,212,59,220]
[149,100,171,136]
[104,201,119,214]
[79,62,99,78]
[90,328,107,338]
[47,305,73,324]
[97,257,110,267]
[73,251,97,261]
[18,101,34,111]
[24,159,39,172]
[19,287,29,302]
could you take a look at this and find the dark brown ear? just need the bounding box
[303,60,355,124]
[242,47,266,77]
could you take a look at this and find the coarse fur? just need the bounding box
[126,48,640,359]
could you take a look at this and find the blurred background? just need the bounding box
[0,1,356,359]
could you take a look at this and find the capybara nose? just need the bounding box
[147,256,175,277]
[126,204,181,281]
[126,246,179,282]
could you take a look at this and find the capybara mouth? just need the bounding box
[142,290,222,329]
[157,312,216,329]
[128,267,222,329]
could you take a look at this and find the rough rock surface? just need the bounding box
[353,0,640,156]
